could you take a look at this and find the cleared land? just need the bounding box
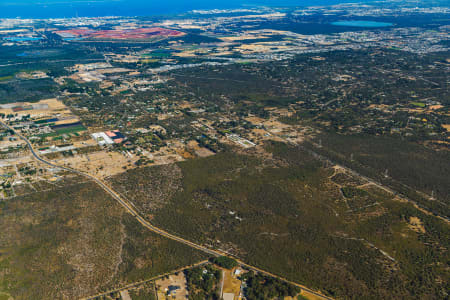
[222,268,242,298]
[156,273,188,299]
[0,98,71,118]
[55,150,137,178]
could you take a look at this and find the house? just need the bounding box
[167,285,180,296]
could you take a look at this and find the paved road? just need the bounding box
[82,260,210,300]
[0,121,333,300]
[0,121,220,257]
[84,259,334,300]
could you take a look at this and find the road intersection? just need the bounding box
[1,120,333,300]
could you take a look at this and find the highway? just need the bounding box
[0,121,221,257]
[0,120,333,300]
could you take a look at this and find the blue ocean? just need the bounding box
[0,0,377,18]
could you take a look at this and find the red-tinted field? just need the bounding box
[56,27,185,40]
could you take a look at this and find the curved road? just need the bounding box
[1,121,333,300]
[1,121,220,256]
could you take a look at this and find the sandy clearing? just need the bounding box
[408,216,426,233]
[0,98,72,118]
[222,268,241,297]
[53,150,137,178]
[155,272,188,299]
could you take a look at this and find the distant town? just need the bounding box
[0,1,448,300]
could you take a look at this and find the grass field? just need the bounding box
[143,51,171,58]
[54,124,86,134]
[37,125,86,138]
[410,101,426,107]
[0,75,13,82]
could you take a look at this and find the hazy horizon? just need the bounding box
[0,0,384,18]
